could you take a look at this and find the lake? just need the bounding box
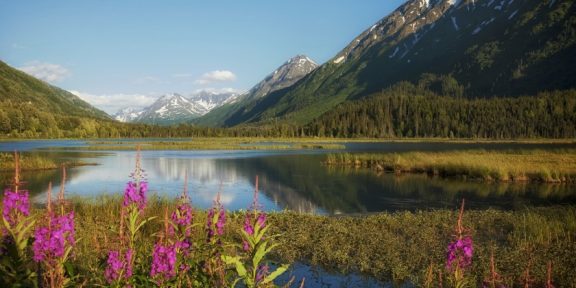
[1,140,575,214]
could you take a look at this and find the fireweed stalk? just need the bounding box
[204,191,228,287]
[168,175,199,286]
[105,146,155,286]
[446,199,474,288]
[150,208,178,285]
[223,176,288,288]
[0,152,36,286]
[32,181,76,287]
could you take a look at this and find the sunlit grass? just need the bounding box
[326,149,576,182]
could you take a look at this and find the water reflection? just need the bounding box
[1,147,575,214]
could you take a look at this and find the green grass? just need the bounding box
[57,196,576,287]
[326,149,576,182]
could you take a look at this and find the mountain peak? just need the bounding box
[245,55,318,100]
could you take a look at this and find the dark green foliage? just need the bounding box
[305,82,576,139]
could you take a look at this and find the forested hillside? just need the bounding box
[304,80,576,138]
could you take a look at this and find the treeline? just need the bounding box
[1,83,575,139]
[305,82,576,138]
[0,100,301,139]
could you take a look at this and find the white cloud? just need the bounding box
[69,90,158,115]
[18,61,70,83]
[194,70,236,85]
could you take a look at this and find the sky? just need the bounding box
[0,0,405,114]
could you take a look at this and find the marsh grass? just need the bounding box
[79,138,346,151]
[326,149,576,182]
[57,196,576,287]
[0,153,96,172]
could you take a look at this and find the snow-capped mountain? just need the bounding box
[113,91,239,125]
[188,90,240,113]
[134,93,200,124]
[113,107,143,123]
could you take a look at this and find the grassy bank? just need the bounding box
[63,197,576,287]
[325,149,576,183]
[0,152,97,172]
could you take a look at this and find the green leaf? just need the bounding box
[262,264,289,284]
[222,256,247,278]
[253,242,267,269]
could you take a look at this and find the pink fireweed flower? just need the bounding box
[217,208,226,235]
[32,211,75,263]
[446,236,474,271]
[244,216,254,236]
[104,249,133,284]
[150,243,177,282]
[122,181,148,212]
[171,201,193,236]
[256,212,266,229]
[2,189,30,226]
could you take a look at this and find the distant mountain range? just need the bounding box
[200,0,576,127]
[113,91,239,125]
[193,54,318,127]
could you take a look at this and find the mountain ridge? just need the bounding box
[211,0,576,127]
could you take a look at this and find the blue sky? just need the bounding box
[0,0,405,113]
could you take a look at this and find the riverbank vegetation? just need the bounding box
[1,153,575,287]
[325,149,576,183]
[3,196,574,287]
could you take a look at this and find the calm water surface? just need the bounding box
[1,140,575,214]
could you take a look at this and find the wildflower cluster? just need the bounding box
[123,180,148,212]
[446,235,474,271]
[150,243,177,282]
[104,249,133,283]
[2,189,30,227]
[32,211,75,263]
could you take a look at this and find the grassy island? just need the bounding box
[325,149,576,183]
